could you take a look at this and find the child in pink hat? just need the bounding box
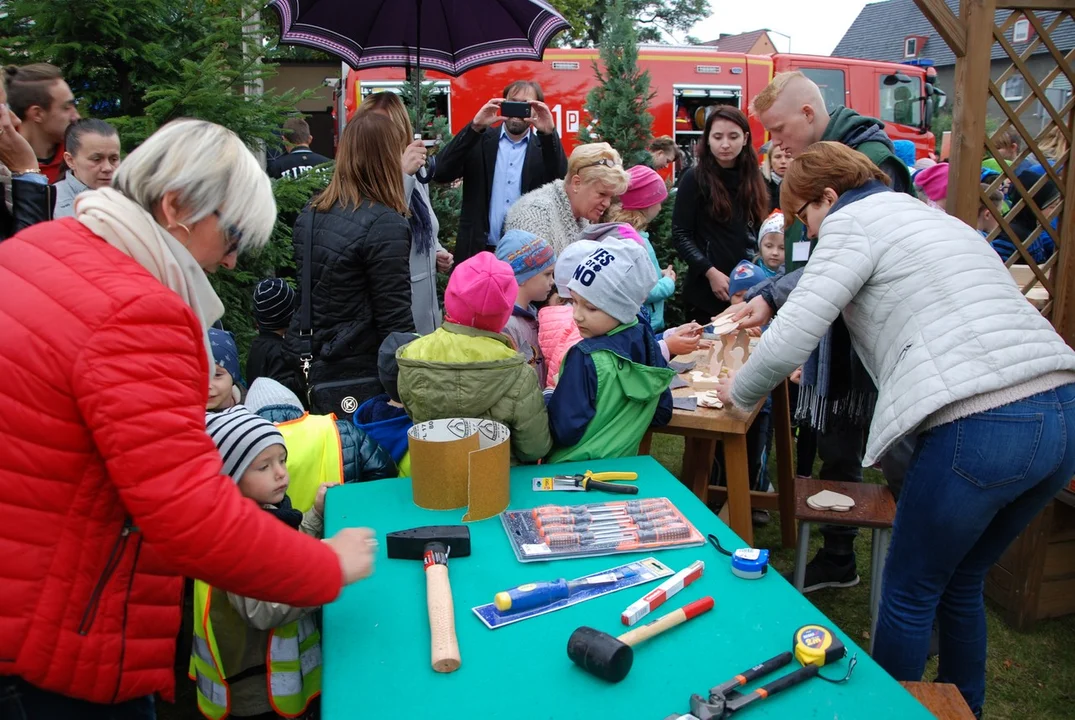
[396,252,552,463]
[604,165,682,337]
[913,162,949,211]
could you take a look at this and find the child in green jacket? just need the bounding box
[397,252,552,463]
[547,237,674,463]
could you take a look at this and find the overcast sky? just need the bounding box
[690,0,880,56]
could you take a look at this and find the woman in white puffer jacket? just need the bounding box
[719,141,1075,717]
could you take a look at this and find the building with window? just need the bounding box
[833,0,1073,134]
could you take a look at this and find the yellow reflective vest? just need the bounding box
[189,581,322,719]
[275,412,343,512]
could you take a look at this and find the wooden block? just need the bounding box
[899,682,975,720]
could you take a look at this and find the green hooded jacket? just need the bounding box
[397,323,552,463]
[784,107,913,271]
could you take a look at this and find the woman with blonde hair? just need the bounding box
[354,92,453,334]
[504,141,629,253]
[288,111,415,420]
[721,141,1075,717]
[0,118,376,716]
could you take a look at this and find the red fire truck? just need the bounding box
[343,46,944,160]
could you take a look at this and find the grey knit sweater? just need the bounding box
[503,179,589,254]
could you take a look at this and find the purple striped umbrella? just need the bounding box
[270,0,570,76]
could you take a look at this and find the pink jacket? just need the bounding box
[537,305,583,388]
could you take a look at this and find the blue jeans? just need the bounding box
[0,677,155,720]
[872,384,1075,714]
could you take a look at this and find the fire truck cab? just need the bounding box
[343,46,942,161]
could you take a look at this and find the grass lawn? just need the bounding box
[648,433,1075,720]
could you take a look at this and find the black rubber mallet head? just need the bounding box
[567,596,714,682]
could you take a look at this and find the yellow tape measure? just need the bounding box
[793,624,847,668]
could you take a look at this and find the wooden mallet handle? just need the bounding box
[616,596,714,647]
[424,545,461,673]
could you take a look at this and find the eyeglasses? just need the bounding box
[794,199,813,225]
[580,158,618,170]
[213,211,242,256]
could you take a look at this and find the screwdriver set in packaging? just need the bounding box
[500,497,705,562]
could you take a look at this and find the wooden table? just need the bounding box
[639,349,797,548]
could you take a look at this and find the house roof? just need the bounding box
[700,29,770,53]
[833,0,1075,68]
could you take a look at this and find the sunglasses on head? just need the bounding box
[580,158,619,170]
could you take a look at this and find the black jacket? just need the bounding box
[267,147,332,180]
[431,124,568,263]
[1,177,53,241]
[246,331,307,403]
[672,167,754,322]
[287,201,415,390]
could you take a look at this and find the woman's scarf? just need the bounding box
[409,186,434,255]
[75,187,225,381]
[265,493,304,529]
[796,315,877,433]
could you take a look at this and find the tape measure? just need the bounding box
[793,624,847,668]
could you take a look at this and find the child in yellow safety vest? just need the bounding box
[193,406,331,719]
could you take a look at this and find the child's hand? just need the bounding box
[790,367,803,384]
[665,329,701,357]
[662,265,676,282]
[745,327,762,338]
[314,482,334,515]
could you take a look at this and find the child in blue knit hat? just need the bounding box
[208,328,244,411]
[496,229,557,386]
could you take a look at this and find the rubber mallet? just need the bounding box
[387,525,471,673]
[567,596,714,682]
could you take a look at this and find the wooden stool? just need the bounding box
[793,478,897,649]
[899,682,976,719]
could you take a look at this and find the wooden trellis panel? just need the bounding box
[915,0,1075,344]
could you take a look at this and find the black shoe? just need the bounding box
[752,509,771,526]
[783,549,860,593]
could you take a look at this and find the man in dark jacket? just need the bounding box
[0,74,53,240]
[267,117,332,180]
[431,80,568,264]
[743,71,915,592]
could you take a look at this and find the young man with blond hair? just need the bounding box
[736,71,913,593]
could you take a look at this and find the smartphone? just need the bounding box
[422,138,441,148]
[500,101,532,118]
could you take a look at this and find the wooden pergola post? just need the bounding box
[914,0,1075,345]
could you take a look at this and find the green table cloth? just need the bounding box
[323,455,929,719]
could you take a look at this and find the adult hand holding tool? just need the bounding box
[386,525,471,673]
[568,596,714,682]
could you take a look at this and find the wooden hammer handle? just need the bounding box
[425,563,461,673]
[617,596,714,647]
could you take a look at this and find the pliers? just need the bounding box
[533,471,639,494]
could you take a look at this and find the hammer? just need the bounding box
[568,596,714,682]
[387,525,471,673]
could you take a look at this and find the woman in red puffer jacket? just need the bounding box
[0,119,376,718]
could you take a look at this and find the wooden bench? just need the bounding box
[900,682,976,719]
